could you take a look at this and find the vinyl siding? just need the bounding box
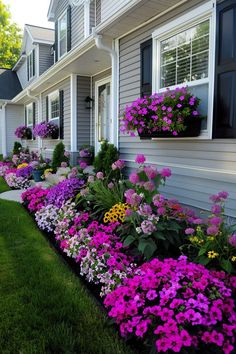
[91,68,111,145]
[39,44,54,75]
[16,36,37,89]
[41,77,71,151]
[5,104,24,155]
[100,0,130,22]
[118,0,236,218]
[77,76,91,148]
[54,0,84,51]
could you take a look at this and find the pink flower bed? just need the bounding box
[104,256,236,354]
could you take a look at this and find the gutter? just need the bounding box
[93,31,118,147]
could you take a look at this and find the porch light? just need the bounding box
[84,96,93,109]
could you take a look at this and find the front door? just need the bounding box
[95,77,111,153]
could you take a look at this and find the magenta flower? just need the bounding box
[129,172,140,184]
[135,154,146,164]
[160,168,171,178]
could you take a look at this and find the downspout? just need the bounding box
[26,90,42,149]
[93,31,118,147]
[1,103,7,157]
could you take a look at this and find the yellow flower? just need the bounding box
[44,168,53,175]
[207,251,219,259]
[17,163,28,169]
[103,203,129,223]
[207,236,215,241]
[231,256,236,262]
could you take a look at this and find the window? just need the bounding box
[152,2,215,138]
[58,11,67,58]
[27,49,35,80]
[160,20,210,89]
[48,91,60,121]
[26,103,33,127]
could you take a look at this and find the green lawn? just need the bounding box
[0,199,136,354]
[0,177,10,193]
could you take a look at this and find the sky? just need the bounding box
[3,0,54,30]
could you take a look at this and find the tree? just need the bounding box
[0,1,22,69]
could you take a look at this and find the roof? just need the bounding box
[25,24,54,44]
[0,69,22,100]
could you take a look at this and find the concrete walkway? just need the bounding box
[0,189,23,203]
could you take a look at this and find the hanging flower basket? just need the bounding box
[33,121,59,139]
[15,125,32,140]
[120,87,205,139]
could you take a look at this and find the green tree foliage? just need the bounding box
[0,1,22,69]
[93,140,119,179]
[52,142,69,170]
[12,141,22,155]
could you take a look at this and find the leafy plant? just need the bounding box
[12,141,22,155]
[181,191,236,274]
[76,179,127,219]
[52,142,69,170]
[93,141,119,180]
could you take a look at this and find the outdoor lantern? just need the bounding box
[84,96,93,109]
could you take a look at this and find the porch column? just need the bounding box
[70,74,78,164]
[1,103,7,157]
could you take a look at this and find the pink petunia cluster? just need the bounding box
[104,256,236,354]
[21,186,49,212]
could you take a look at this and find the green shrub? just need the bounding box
[52,142,69,170]
[93,141,119,179]
[13,141,22,155]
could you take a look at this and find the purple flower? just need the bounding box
[46,178,84,208]
[160,168,171,178]
[209,216,222,226]
[207,225,219,235]
[211,204,222,214]
[228,234,236,248]
[129,172,140,184]
[96,172,104,180]
[33,121,58,138]
[135,154,146,164]
[185,228,195,235]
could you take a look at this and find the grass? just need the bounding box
[0,199,135,354]
[0,176,10,193]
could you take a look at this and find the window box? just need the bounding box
[152,1,215,139]
[139,118,202,140]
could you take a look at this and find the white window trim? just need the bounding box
[48,90,60,122]
[58,10,68,59]
[95,76,112,154]
[152,1,216,140]
[26,103,33,127]
[84,1,90,38]
[27,49,36,81]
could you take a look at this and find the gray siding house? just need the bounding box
[1,0,236,218]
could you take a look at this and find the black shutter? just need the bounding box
[32,49,35,77]
[59,90,64,139]
[67,6,72,52]
[32,102,36,139]
[46,96,49,122]
[27,57,29,81]
[55,20,58,62]
[213,0,236,138]
[140,39,152,97]
[25,106,27,125]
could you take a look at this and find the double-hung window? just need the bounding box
[58,11,67,58]
[26,103,33,127]
[48,91,60,123]
[152,2,215,137]
[27,49,35,80]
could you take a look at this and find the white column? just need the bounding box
[70,74,78,152]
[1,103,7,157]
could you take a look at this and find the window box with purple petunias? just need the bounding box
[120,87,204,139]
[33,121,59,139]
